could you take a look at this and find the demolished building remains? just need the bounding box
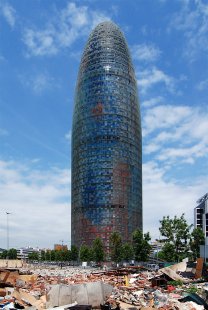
[1,259,208,310]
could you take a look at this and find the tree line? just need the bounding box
[0,229,151,263]
[0,214,205,263]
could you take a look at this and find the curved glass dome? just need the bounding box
[71,21,142,250]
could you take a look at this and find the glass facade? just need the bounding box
[194,193,208,236]
[71,21,142,250]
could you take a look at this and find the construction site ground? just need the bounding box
[1,259,208,310]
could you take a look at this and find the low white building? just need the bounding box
[16,247,40,260]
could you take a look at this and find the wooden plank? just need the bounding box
[195,257,204,279]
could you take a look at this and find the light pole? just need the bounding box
[156,235,160,263]
[59,240,64,268]
[6,212,11,253]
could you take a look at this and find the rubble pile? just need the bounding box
[0,260,208,310]
[108,287,205,309]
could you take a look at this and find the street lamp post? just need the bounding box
[59,240,64,269]
[6,212,11,254]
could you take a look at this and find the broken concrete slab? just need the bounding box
[47,301,78,310]
[46,281,113,308]
[160,266,190,283]
[18,289,38,305]
[168,260,187,272]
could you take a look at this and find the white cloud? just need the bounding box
[19,72,59,94]
[197,79,208,91]
[131,43,161,62]
[65,130,71,142]
[69,50,82,61]
[32,74,57,94]
[143,143,160,155]
[143,104,208,164]
[143,104,191,136]
[23,28,58,57]
[138,67,175,94]
[0,160,71,248]
[157,142,208,164]
[143,161,208,239]
[0,1,16,28]
[23,2,110,57]
[169,0,208,60]
[142,96,164,108]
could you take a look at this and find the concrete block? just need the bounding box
[46,282,113,308]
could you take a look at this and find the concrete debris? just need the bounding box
[47,301,78,310]
[167,260,187,273]
[0,260,208,310]
[46,282,113,308]
[159,266,191,283]
[0,260,23,269]
[179,292,208,309]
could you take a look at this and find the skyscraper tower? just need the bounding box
[71,21,142,250]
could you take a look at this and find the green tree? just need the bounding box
[7,248,17,259]
[132,229,151,262]
[110,232,122,263]
[71,245,78,261]
[66,250,72,261]
[158,243,175,262]
[45,250,51,261]
[122,243,134,261]
[159,214,192,261]
[28,251,39,261]
[1,250,8,259]
[50,250,56,261]
[55,250,63,261]
[61,250,71,261]
[0,249,17,259]
[40,250,46,261]
[190,227,205,260]
[79,244,91,262]
[92,237,104,263]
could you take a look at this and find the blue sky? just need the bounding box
[0,0,208,249]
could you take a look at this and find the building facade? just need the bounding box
[16,247,40,260]
[194,193,208,260]
[71,21,142,250]
[194,193,208,234]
